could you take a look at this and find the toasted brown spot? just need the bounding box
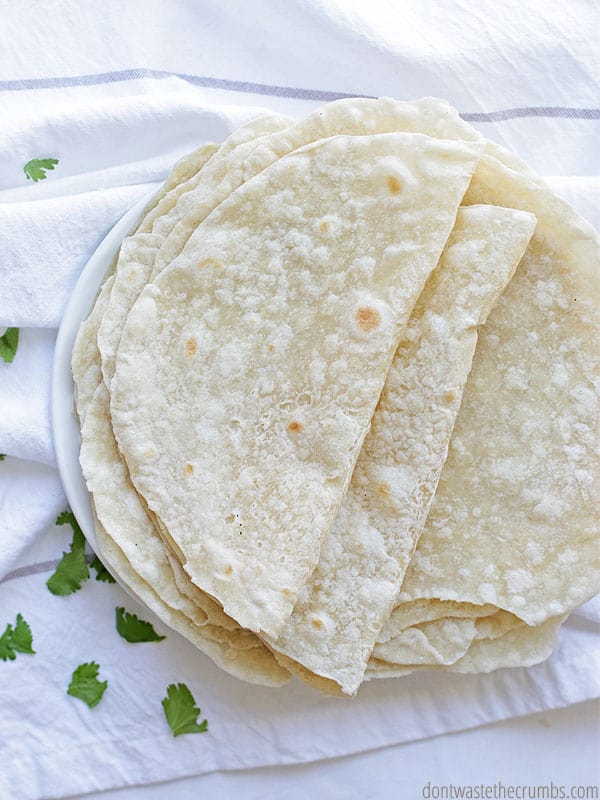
[444,389,457,404]
[282,588,294,597]
[186,338,198,357]
[319,220,329,233]
[268,344,274,352]
[311,619,324,630]
[224,565,233,575]
[387,176,402,194]
[288,420,303,433]
[198,257,221,270]
[356,307,381,332]
[378,482,390,496]
[183,463,194,475]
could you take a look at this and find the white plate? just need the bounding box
[51,192,154,554]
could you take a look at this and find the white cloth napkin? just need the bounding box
[0,1,598,798]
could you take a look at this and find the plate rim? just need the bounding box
[51,191,155,554]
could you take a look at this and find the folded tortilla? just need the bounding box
[110,132,483,637]
[396,155,600,627]
[77,125,294,685]
[264,204,536,693]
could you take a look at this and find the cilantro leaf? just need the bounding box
[0,624,16,661]
[68,661,107,708]
[0,454,5,461]
[46,510,89,595]
[116,606,165,643]
[162,683,208,737]
[23,157,59,182]
[56,509,84,535]
[90,554,116,583]
[46,547,89,595]
[10,614,35,654]
[0,614,35,661]
[0,328,19,363]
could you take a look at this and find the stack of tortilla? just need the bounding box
[72,97,599,696]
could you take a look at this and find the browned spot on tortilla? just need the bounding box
[224,565,233,575]
[319,220,329,233]
[378,482,390,496]
[387,176,402,194]
[282,588,294,597]
[288,420,303,433]
[444,389,457,404]
[183,463,194,475]
[186,338,198,357]
[311,619,323,630]
[268,344,274,352]
[198,257,221,270]
[356,307,381,332]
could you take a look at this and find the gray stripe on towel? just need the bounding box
[1,69,598,121]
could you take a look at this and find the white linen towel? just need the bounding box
[0,1,598,798]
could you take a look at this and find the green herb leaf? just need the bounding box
[67,661,107,708]
[10,614,35,654]
[23,157,59,182]
[162,683,208,737]
[90,554,116,583]
[116,606,165,643]
[46,548,89,595]
[56,510,83,536]
[0,328,19,363]
[0,454,5,461]
[0,614,35,661]
[46,510,89,595]
[0,624,16,661]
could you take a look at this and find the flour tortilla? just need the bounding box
[363,660,414,679]
[72,273,115,422]
[96,99,535,638]
[79,125,287,622]
[97,99,486,629]
[162,547,239,631]
[80,117,303,664]
[373,617,478,666]
[77,114,291,400]
[474,610,522,640]
[378,599,498,639]
[101,98,486,394]
[76,99,597,691]
[97,116,292,386]
[89,96,484,652]
[77,128,291,667]
[371,610,522,667]
[397,154,600,625]
[81,383,290,684]
[263,204,535,692]
[95,144,218,386]
[150,97,483,275]
[93,516,290,686]
[135,143,221,233]
[111,132,483,637]
[150,112,293,242]
[365,615,563,680]
[82,384,210,628]
[72,142,219,415]
[448,615,565,673]
[97,234,164,384]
